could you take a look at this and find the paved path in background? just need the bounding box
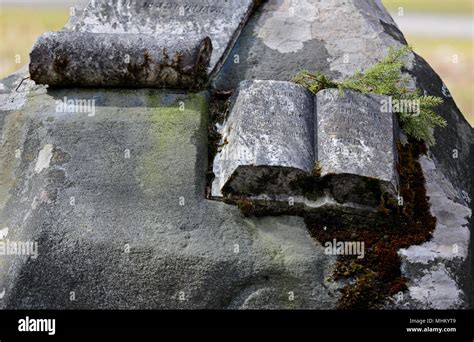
[390,13,473,38]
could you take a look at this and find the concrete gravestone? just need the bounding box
[212,81,399,212]
[0,0,471,311]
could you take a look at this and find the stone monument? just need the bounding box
[0,0,471,311]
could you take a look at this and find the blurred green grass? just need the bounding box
[407,37,473,125]
[0,6,69,77]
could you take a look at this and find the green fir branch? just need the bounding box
[293,46,447,146]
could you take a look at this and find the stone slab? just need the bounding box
[72,0,255,76]
[316,89,399,194]
[212,80,315,197]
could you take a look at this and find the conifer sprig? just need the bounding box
[293,46,447,145]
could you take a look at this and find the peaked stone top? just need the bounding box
[213,0,407,90]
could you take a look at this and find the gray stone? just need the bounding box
[0,77,339,309]
[212,80,315,197]
[390,153,471,309]
[213,0,472,308]
[30,32,212,88]
[213,0,405,90]
[211,0,472,204]
[212,82,399,212]
[316,89,399,196]
[71,0,256,76]
[0,0,472,310]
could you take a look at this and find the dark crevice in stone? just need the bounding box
[305,142,436,309]
[205,92,232,199]
[229,141,436,309]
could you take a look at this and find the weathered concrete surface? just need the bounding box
[70,0,255,76]
[213,0,401,89]
[0,73,338,309]
[213,0,473,308]
[1,0,472,310]
[30,32,212,88]
[213,0,472,201]
[393,153,471,309]
[212,80,315,197]
[316,89,399,194]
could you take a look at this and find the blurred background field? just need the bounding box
[383,0,473,15]
[0,0,473,126]
[0,3,71,76]
[383,0,473,126]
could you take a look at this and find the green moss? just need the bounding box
[141,92,206,191]
[292,71,337,95]
[0,111,26,211]
[237,198,255,217]
[312,161,322,177]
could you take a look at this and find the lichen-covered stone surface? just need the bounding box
[70,0,255,76]
[212,80,315,197]
[0,0,472,309]
[213,0,473,308]
[316,89,399,194]
[30,32,212,88]
[211,83,399,216]
[395,154,471,309]
[213,0,405,89]
[0,72,338,309]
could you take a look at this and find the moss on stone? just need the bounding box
[226,141,435,308]
[141,92,206,192]
[306,141,436,309]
